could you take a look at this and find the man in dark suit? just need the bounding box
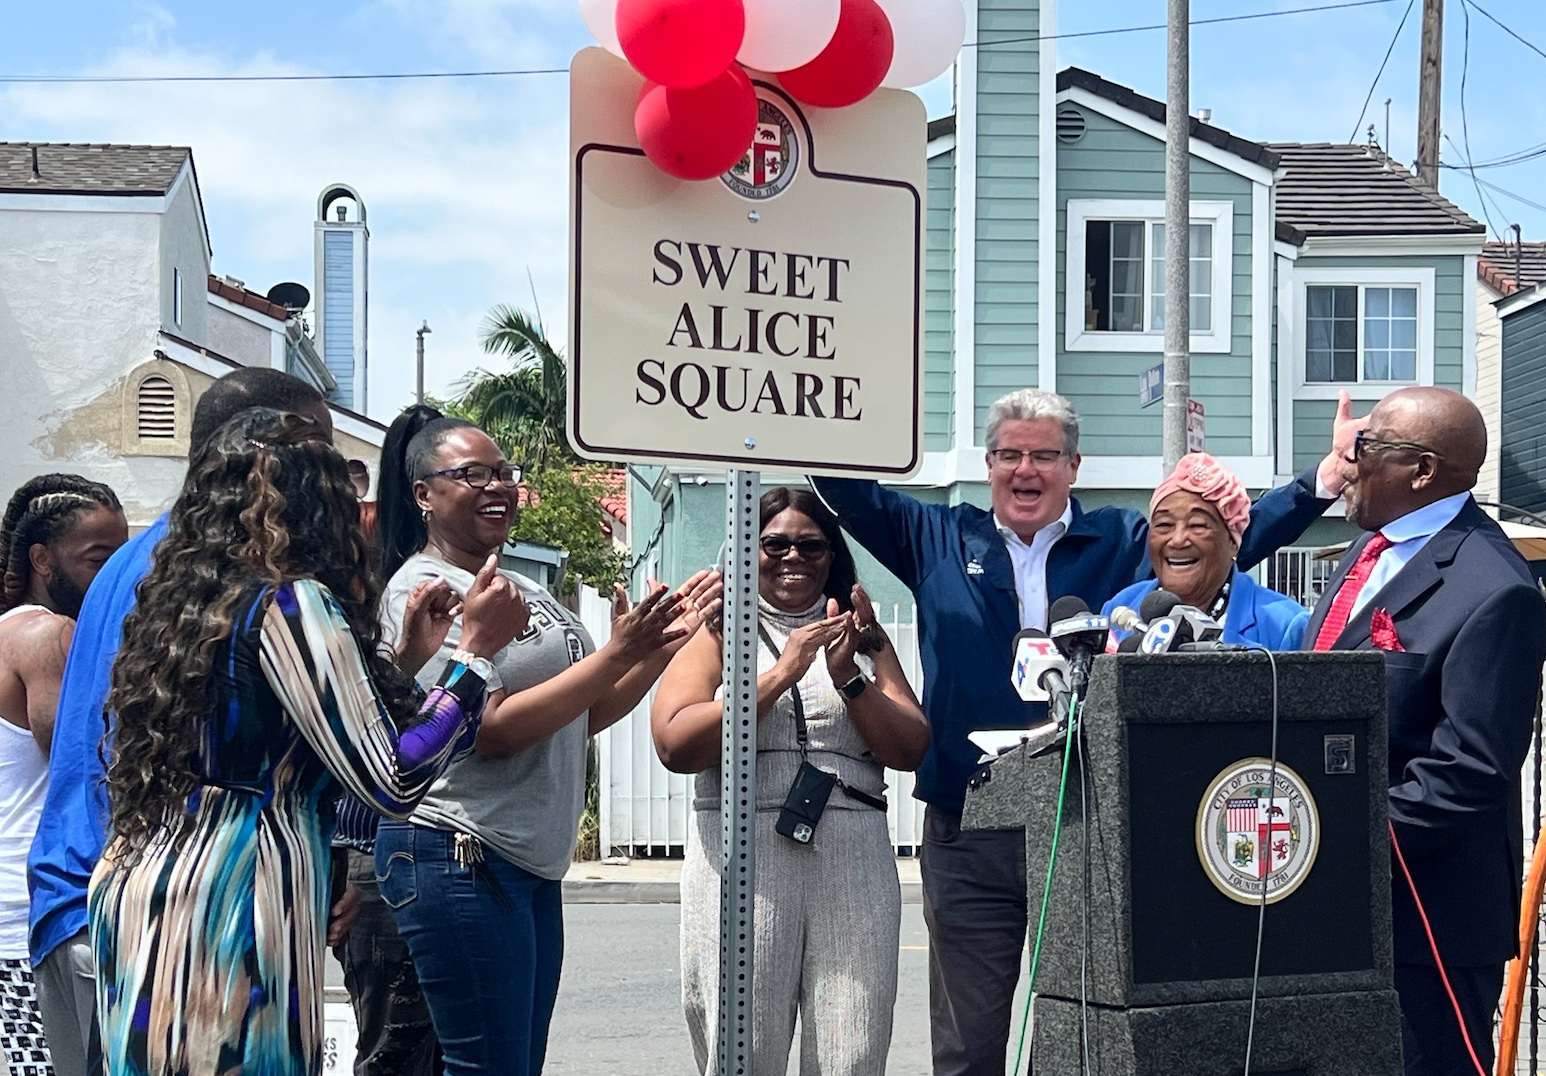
[1307,386,1546,1076]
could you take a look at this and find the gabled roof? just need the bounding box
[1055,68,1281,171]
[1267,143,1484,242]
[1480,240,1546,295]
[0,142,192,195]
[208,275,289,322]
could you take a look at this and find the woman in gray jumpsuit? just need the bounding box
[652,487,930,1076]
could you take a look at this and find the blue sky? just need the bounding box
[4,0,1544,422]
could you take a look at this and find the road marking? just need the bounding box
[900,945,928,951]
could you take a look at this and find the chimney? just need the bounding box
[27,146,41,185]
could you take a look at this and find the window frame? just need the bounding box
[1064,199,1235,354]
[1291,267,1435,400]
[173,266,183,327]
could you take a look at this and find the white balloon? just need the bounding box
[737,0,841,73]
[578,0,625,59]
[876,0,966,89]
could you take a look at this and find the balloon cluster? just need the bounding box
[579,0,966,180]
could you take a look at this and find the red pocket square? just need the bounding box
[1370,608,1405,652]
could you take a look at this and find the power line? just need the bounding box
[1347,0,1415,144]
[1454,0,1505,241]
[0,0,1405,85]
[970,0,1402,47]
[1473,176,1546,216]
[1462,0,1546,64]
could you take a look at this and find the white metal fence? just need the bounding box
[584,586,927,856]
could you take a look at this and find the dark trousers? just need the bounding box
[376,821,565,1076]
[334,848,441,1076]
[920,806,1029,1076]
[1394,962,1502,1076]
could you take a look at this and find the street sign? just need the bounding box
[1187,397,1206,453]
[1140,362,1163,408]
[568,47,925,478]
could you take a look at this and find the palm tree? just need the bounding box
[454,304,572,471]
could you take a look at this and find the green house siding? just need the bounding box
[1054,106,1257,458]
[973,0,1042,443]
[1289,254,1466,472]
[925,149,955,450]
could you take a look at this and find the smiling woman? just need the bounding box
[1102,453,1311,651]
[651,486,929,1076]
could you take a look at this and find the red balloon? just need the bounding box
[635,65,759,181]
[617,0,746,89]
[779,0,893,108]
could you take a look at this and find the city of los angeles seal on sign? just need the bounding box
[1195,759,1320,906]
[722,96,799,201]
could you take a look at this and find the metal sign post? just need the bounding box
[717,469,760,1075]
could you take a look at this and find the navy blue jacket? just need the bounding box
[812,469,1332,811]
[1307,498,1546,966]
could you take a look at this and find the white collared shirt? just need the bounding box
[1349,491,1471,619]
[994,503,1074,630]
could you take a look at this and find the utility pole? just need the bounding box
[1416,0,1443,187]
[1162,0,1191,468]
[415,320,431,404]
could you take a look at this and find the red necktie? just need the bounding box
[1311,533,1394,651]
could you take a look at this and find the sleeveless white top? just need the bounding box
[0,605,53,959]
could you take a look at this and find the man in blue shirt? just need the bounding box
[28,368,336,1076]
[812,387,1359,1076]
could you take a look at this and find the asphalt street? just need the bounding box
[326,902,1033,1075]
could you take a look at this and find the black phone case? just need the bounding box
[775,760,838,843]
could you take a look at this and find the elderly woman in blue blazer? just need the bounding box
[1103,453,1310,650]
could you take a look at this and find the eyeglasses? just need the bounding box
[759,535,832,559]
[422,463,523,489]
[988,448,1067,470]
[1350,430,1444,463]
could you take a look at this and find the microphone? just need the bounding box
[1010,628,1071,704]
[1048,596,1111,701]
[1139,602,1227,653]
[1116,633,1145,653]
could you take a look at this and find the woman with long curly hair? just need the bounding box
[88,409,527,1076]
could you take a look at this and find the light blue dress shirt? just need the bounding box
[1349,491,1471,619]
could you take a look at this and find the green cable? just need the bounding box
[1011,699,1079,1074]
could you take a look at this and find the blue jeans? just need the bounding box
[375,821,564,1076]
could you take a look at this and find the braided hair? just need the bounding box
[0,474,122,613]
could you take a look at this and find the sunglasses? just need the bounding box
[988,448,1067,471]
[1350,430,1444,463]
[422,463,524,489]
[759,535,833,559]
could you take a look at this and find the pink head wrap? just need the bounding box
[1150,452,1251,545]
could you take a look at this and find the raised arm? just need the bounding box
[259,579,488,818]
[809,477,951,591]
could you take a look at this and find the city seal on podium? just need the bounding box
[721,95,799,202]
[1195,759,1320,906]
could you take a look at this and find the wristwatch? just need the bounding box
[449,649,502,694]
[838,673,868,700]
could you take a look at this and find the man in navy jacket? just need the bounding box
[813,387,1357,1075]
[1307,387,1546,1076]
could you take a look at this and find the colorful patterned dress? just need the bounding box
[88,579,487,1076]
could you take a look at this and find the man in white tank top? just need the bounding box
[0,475,126,1076]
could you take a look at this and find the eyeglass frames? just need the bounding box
[421,463,524,488]
[759,535,833,559]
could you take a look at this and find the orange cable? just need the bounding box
[1389,822,1488,1076]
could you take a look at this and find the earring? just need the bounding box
[421,507,431,522]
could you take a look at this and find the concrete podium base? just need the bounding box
[1029,989,1404,1076]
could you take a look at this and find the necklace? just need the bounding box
[1205,577,1232,622]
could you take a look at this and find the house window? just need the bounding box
[136,375,177,439]
[1065,200,1234,354]
[1290,267,1434,401]
[173,267,183,327]
[1305,284,1419,384]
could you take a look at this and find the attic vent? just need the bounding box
[1056,105,1087,143]
[136,376,177,439]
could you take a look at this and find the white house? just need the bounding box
[0,142,384,527]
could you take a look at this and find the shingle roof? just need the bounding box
[1055,68,1281,171]
[1479,240,1546,295]
[0,142,191,195]
[1267,143,1483,242]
